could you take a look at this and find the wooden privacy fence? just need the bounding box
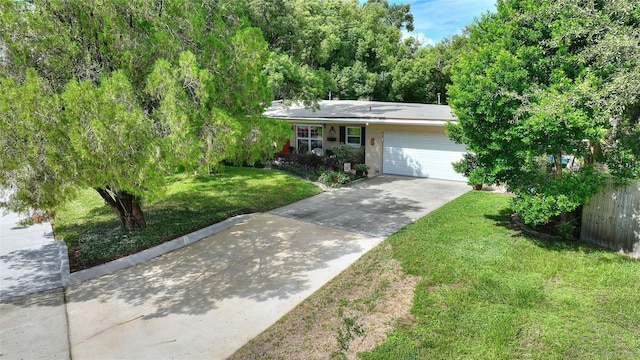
[581,182,640,259]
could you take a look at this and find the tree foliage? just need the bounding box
[0,0,286,230]
[389,35,467,104]
[233,0,473,103]
[448,0,640,226]
[236,0,414,101]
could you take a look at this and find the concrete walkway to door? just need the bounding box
[3,175,469,359]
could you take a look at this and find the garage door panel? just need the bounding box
[383,133,466,181]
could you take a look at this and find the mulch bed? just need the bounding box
[511,213,579,241]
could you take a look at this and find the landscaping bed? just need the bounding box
[268,147,367,188]
[54,167,322,271]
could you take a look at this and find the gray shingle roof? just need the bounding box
[263,100,456,125]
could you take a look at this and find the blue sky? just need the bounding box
[388,0,497,45]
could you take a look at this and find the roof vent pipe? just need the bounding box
[437,93,441,105]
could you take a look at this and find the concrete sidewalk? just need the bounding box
[1,289,70,359]
[0,207,70,359]
[0,209,61,299]
[1,176,469,359]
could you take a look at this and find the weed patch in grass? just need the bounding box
[229,243,418,360]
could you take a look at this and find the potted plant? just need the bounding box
[354,163,369,177]
[452,152,487,190]
[468,171,486,190]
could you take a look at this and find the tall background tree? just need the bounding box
[0,0,289,231]
[389,35,467,104]
[236,0,415,102]
[447,0,639,230]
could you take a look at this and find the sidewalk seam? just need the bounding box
[62,288,74,360]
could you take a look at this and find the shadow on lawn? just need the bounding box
[483,207,513,229]
[524,234,625,257]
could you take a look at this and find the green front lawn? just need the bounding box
[54,167,322,270]
[362,191,640,359]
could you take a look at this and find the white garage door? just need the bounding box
[383,132,466,181]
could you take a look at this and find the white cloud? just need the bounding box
[401,31,436,46]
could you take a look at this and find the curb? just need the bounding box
[61,213,259,287]
[58,240,70,288]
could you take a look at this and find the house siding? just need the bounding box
[287,123,366,159]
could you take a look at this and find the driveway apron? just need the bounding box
[45,175,466,359]
[65,214,379,359]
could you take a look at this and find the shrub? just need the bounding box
[331,144,355,163]
[318,170,353,187]
[451,152,478,177]
[452,152,491,186]
[271,164,320,181]
[353,163,369,174]
[270,153,326,170]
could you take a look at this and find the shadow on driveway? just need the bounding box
[270,175,469,237]
[65,214,380,359]
[66,215,367,318]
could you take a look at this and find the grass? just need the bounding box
[363,191,640,360]
[232,191,640,359]
[54,167,322,270]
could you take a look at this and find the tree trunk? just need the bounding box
[95,188,147,231]
[553,152,568,224]
[586,140,601,166]
[553,152,563,180]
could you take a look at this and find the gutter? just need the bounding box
[266,117,455,126]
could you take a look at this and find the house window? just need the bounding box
[296,125,323,154]
[346,127,362,148]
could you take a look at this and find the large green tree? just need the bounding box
[237,0,413,102]
[448,0,639,228]
[0,0,288,231]
[389,35,468,104]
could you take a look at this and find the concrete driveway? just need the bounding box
[270,175,471,237]
[4,176,468,359]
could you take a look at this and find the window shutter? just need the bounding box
[361,127,366,146]
[339,126,346,143]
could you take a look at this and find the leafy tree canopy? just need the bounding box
[390,35,468,104]
[0,0,289,230]
[236,0,414,101]
[447,0,640,226]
